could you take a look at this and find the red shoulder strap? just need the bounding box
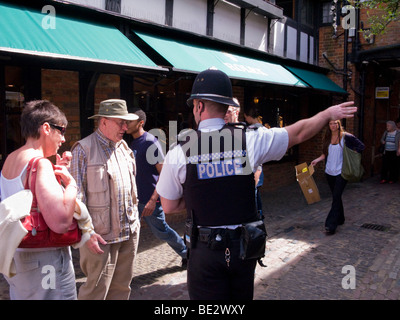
[25,156,61,194]
[24,157,45,198]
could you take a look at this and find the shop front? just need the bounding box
[0,0,348,191]
[0,0,167,167]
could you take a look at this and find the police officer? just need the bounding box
[156,68,357,300]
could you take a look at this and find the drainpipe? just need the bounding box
[359,62,366,144]
[343,28,348,92]
[354,4,363,142]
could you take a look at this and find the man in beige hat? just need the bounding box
[70,99,140,300]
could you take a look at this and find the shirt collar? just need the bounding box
[198,118,226,131]
[96,128,122,149]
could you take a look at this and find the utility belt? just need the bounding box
[185,219,267,266]
[198,227,241,249]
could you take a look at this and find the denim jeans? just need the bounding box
[139,202,187,259]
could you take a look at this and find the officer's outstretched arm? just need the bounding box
[285,101,356,148]
[160,196,186,214]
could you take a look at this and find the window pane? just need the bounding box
[322,2,333,24]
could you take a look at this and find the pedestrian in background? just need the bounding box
[0,100,78,299]
[224,97,240,124]
[379,120,400,184]
[244,106,265,217]
[311,120,365,235]
[70,99,139,300]
[156,68,357,300]
[126,109,187,267]
[226,99,265,216]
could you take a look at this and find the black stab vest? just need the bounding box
[181,124,258,226]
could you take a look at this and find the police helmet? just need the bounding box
[186,68,240,108]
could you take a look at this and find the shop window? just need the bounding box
[247,89,300,159]
[322,1,334,24]
[4,66,25,153]
[252,96,298,129]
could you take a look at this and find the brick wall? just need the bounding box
[94,74,120,112]
[359,7,399,48]
[41,69,80,153]
[261,160,297,192]
[41,70,121,151]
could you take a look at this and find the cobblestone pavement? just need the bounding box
[1,175,400,300]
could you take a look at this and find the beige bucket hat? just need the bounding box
[88,99,139,121]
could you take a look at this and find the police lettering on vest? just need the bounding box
[179,126,252,180]
[197,158,243,179]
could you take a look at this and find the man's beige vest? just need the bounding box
[72,133,138,241]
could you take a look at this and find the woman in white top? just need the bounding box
[311,120,364,235]
[0,100,78,299]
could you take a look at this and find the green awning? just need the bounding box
[136,32,308,87]
[285,66,348,94]
[0,2,164,70]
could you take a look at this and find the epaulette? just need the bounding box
[226,122,248,130]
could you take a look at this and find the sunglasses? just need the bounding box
[49,123,66,136]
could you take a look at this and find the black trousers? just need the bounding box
[187,238,257,300]
[325,173,348,232]
[381,150,398,182]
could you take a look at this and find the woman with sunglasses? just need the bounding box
[0,100,79,299]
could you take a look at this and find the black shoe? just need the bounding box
[325,228,335,235]
[181,258,187,269]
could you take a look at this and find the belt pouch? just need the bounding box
[208,229,229,251]
[239,219,267,260]
[185,219,198,249]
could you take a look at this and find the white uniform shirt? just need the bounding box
[156,118,289,201]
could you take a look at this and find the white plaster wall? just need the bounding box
[173,0,207,35]
[245,12,269,52]
[214,1,241,44]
